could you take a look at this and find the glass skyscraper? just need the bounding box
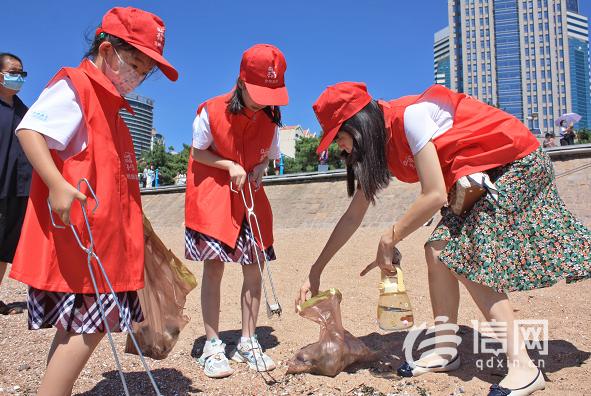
[494,0,524,120]
[567,12,591,128]
[120,93,155,159]
[434,27,452,88]
[443,0,591,134]
[566,0,578,13]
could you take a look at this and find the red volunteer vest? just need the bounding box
[383,85,540,190]
[185,93,276,249]
[10,59,144,293]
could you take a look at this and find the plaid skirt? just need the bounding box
[185,219,276,264]
[28,287,143,334]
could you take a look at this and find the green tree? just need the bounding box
[168,144,191,175]
[283,136,344,173]
[577,128,590,144]
[139,143,191,186]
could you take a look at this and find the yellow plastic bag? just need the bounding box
[287,288,379,377]
[125,215,197,360]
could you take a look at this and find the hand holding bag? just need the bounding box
[448,172,499,215]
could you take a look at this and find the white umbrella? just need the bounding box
[554,112,582,127]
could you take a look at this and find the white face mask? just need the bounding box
[104,49,143,95]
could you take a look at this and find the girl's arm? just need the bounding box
[361,141,448,276]
[192,147,248,191]
[17,129,86,225]
[296,188,370,308]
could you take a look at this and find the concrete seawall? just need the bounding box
[142,154,591,229]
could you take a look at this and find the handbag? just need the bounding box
[448,172,498,215]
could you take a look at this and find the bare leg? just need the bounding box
[457,276,538,388]
[416,241,460,365]
[201,259,225,340]
[38,330,104,396]
[241,262,262,338]
[47,329,68,367]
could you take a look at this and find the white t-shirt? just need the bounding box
[192,108,281,160]
[403,97,454,155]
[16,78,86,160]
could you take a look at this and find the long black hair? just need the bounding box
[340,100,390,204]
[227,79,282,126]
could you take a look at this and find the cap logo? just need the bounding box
[265,66,278,84]
[155,26,165,50]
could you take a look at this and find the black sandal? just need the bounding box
[0,301,26,315]
[487,369,546,396]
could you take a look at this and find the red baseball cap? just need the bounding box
[96,7,178,81]
[239,44,288,106]
[313,82,372,154]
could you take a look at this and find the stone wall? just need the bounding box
[142,157,591,229]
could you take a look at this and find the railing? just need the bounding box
[140,144,591,195]
[543,143,591,158]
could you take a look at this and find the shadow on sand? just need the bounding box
[76,368,201,396]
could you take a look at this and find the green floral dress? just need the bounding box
[428,148,591,292]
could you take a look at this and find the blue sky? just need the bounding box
[5,1,591,151]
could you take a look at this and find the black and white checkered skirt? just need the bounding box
[28,287,143,334]
[185,219,276,264]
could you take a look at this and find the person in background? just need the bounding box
[146,164,155,188]
[559,120,575,146]
[0,52,31,315]
[542,132,557,149]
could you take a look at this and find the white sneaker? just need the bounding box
[197,338,234,378]
[230,335,276,372]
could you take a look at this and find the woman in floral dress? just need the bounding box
[297,82,590,396]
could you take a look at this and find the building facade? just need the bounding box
[444,0,591,134]
[434,26,452,88]
[151,129,165,151]
[278,125,314,158]
[567,11,591,128]
[120,93,155,159]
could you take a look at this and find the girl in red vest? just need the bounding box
[296,82,590,396]
[185,44,287,378]
[10,7,177,395]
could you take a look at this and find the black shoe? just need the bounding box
[487,369,546,396]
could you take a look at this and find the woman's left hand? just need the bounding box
[250,161,268,190]
[360,230,397,276]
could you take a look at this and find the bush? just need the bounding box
[283,137,345,173]
[577,128,590,144]
[139,143,190,186]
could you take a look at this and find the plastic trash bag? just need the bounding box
[125,215,198,360]
[287,288,379,377]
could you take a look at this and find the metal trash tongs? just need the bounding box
[47,178,162,396]
[230,178,282,318]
